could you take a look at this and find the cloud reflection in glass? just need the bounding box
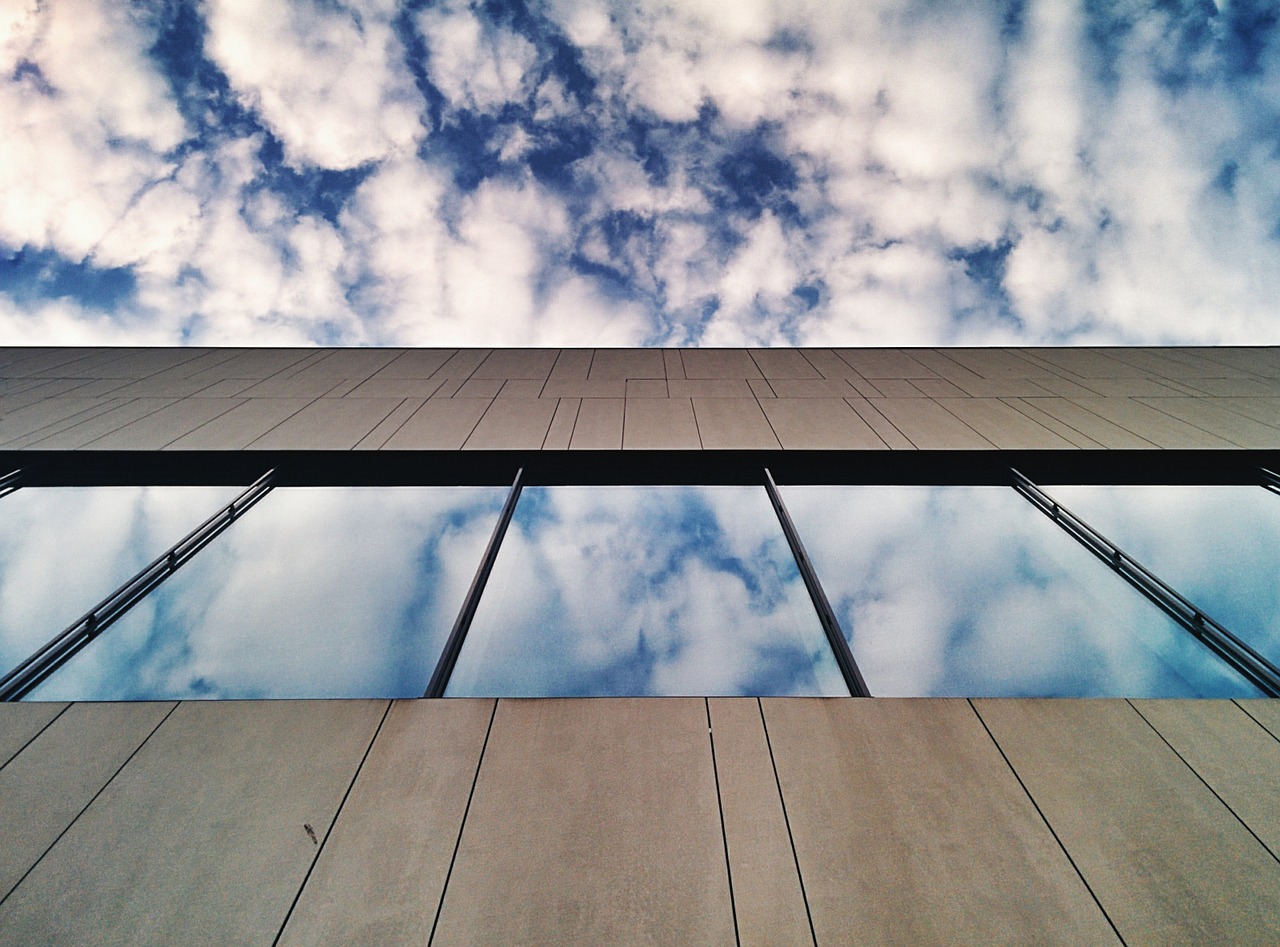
[445,486,846,697]
[29,487,506,700]
[0,486,239,679]
[1047,486,1280,670]
[780,486,1262,698]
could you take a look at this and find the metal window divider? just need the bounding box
[1261,467,1280,497]
[0,469,278,701]
[424,467,525,698]
[0,468,22,500]
[763,468,871,698]
[1010,468,1280,697]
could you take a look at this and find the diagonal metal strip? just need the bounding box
[0,469,277,701]
[1011,468,1280,698]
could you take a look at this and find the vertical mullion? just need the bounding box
[763,469,870,698]
[424,468,525,698]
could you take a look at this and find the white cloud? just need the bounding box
[204,0,423,169]
[417,1,539,113]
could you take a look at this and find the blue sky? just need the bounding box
[2,0,1279,347]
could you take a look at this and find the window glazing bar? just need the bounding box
[0,469,277,701]
[1261,467,1280,497]
[425,467,524,698]
[0,468,21,500]
[764,469,870,697]
[1011,469,1280,697]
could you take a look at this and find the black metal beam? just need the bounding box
[764,469,870,697]
[0,469,277,701]
[424,468,525,698]
[1261,467,1280,497]
[1011,469,1280,698]
[0,468,21,500]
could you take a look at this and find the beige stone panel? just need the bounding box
[975,699,1280,946]
[937,398,1077,449]
[905,350,986,383]
[1175,377,1280,396]
[833,349,936,378]
[946,377,1058,398]
[1132,700,1280,859]
[747,378,776,399]
[472,349,558,379]
[1021,374,1102,398]
[693,398,780,449]
[449,378,505,399]
[279,700,494,947]
[370,349,455,379]
[344,377,445,399]
[569,398,624,449]
[871,378,931,397]
[432,699,735,946]
[799,349,858,379]
[663,348,685,379]
[235,375,346,399]
[942,348,1056,378]
[84,398,245,450]
[909,377,970,398]
[749,349,819,380]
[761,398,887,449]
[1070,398,1238,448]
[463,398,558,450]
[0,700,387,946]
[0,398,122,446]
[1004,400,1107,449]
[134,349,241,382]
[0,349,103,377]
[1189,348,1280,378]
[355,398,423,450]
[1070,377,1187,397]
[1026,348,1148,378]
[669,379,755,398]
[540,378,628,398]
[871,398,995,449]
[0,702,175,901]
[1207,397,1280,428]
[288,349,403,379]
[846,399,916,449]
[547,348,593,381]
[0,704,66,769]
[189,378,257,398]
[247,398,403,450]
[104,376,236,399]
[0,378,100,411]
[434,350,492,379]
[623,398,701,449]
[379,399,490,450]
[681,349,762,378]
[624,378,668,397]
[541,398,579,449]
[1135,398,1280,448]
[764,699,1117,945]
[497,379,545,399]
[164,398,313,450]
[767,379,858,398]
[587,348,665,379]
[53,349,198,379]
[707,699,812,947]
[1238,699,1280,738]
[1022,399,1158,448]
[185,348,316,381]
[15,399,177,450]
[1112,348,1245,378]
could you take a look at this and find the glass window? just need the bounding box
[445,486,846,697]
[1046,486,1280,669]
[28,487,506,700]
[0,486,240,678]
[779,486,1263,698]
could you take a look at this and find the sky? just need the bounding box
[1,0,1279,348]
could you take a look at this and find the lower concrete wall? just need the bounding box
[0,698,1277,945]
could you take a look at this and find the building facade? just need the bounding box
[0,345,1278,944]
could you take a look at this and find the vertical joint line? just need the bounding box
[705,698,741,947]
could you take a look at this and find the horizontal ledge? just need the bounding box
[1,449,1278,487]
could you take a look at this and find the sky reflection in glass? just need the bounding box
[1047,486,1280,669]
[446,486,845,697]
[780,486,1261,698]
[0,486,238,679]
[30,487,506,701]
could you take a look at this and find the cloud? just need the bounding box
[2,0,1280,345]
[204,0,423,170]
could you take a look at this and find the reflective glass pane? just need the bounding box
[446,486,845,697]
[29,487,506,700]
[0,486,239,677]
[780,486,1261,698]
[1047,486,1280,668]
